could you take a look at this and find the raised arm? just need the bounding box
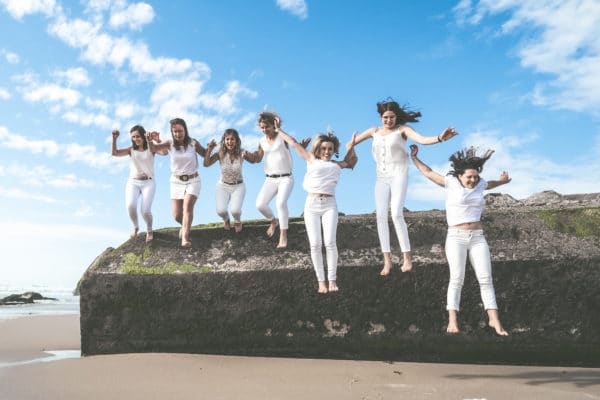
[203,139,219,167]
[410,144,445,187]
[347,126,376,148]
[148,131,168,155]
[146,132,171,154]
[111,130,131,157]
[337,132,358,169]
[404,125,458,145]
[486,171,512,190]
[194,139,207,157]
[273,117,313,161]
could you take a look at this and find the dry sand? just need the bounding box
[0,314,599,400]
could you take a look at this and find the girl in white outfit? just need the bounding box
[249,112,310,248]
[147,118,206,247]
[277,128,358,294]
[204,129,257,233]
[111,125,166,243]
[352,99,458,276]
[410,144,510,336]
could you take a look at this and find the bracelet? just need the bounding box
[437,135,442,143]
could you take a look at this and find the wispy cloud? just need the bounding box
[109,2,155,30]
[0,163,101,188]
[276,0,308,20]
[0,187,58,203]
[454,0,600,113]
[0,87,10,100]
[1,48,19,63]
[53,67,91,87]
[0,0,58,19]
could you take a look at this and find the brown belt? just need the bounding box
[174,172,199,182]
[223,180,243,185]
[266,173,291,178]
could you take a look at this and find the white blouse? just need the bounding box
[303,159,341,195]
[445,176,487,227]
[371,128,409,177]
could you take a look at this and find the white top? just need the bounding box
[129,148,154,179]
[371,128,409,177]
[260,134,292,175]
[169,140,199,175]
[219,152,244,183]
[303,159,341,195]
[445,176,487,227]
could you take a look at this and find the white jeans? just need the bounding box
[374,174,411,253]
[445,228,498,311]
[303,196,338,282]
[256,175,294,229]
[125,178,155,232]
[215,181,246,223]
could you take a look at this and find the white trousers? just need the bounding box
[374,173,411,253]
[125,178,155,232]
[215,181,246,223]
[445,228,498,311]
[256,175,294,229]
[303,196,338,281]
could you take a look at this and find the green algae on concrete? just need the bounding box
[534,207,600,238]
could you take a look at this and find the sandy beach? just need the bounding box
[0,314,598,400]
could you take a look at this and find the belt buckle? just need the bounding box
[180,175,189,182]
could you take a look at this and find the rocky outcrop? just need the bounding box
[79,191,600,366]
[0,292,58,305]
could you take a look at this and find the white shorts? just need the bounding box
[170,175,201,199]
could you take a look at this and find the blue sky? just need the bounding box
[1,0,599,290]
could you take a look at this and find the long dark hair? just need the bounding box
[130,125,148,150]
[170,117,192,150]
[376,98,421,125]
[448,147,495,177]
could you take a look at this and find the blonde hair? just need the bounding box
[311,132,340,158]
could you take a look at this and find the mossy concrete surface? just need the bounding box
[80,205,600,366]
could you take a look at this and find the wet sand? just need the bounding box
[0,315,598,399]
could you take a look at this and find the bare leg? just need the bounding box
[447,310,460,334]
[380,252,393,276]
[317,281,328,294]
[328,280,339,292]
[145,231,153,242]
[487,309,509,336]
[130,227,139,239]
[266,219,278,237]
[401,251,413,272]
[181,194,197,247]
[223,219,231,231]
[277,228,288,249]
[172,199,184,240]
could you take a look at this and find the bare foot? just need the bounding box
[380,261,392,276]
[401,260,413,272]
[130,227,139,239]
[266,219,278,237]
[181,239,192,248]
[328,281,339,292]
[446,322,460,334]
[234,222,243,233]
[277,229,288,249]
[145,231,153,243]
[223,220,231,231]
[489,320,509,336]
[318,282,328,294]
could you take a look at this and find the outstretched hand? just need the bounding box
[207,139,217,149]
[410,144,419,158]
[440,127,458,141]
[149,131,160,142]
[498,171,511,183]
[300,137,311,149]
[112,129,120,139]
[346,131,358,151]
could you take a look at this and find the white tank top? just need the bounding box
[445,176,487,226]
[371,128,409,177]
[129,148,154,179]
[302,159,341,195]
[169,139,199,175]
[260,134,292,175]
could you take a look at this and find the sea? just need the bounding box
[0,286,80,320]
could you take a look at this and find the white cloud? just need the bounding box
[276,0,308,20]
[0,187,58,203]
[114,101,139,120]
[197,81,258,114]
[109,2,155,30]
[53,67,91,87]
[74,204,95,217]
[0,87,10,100]
[0,0,57,19]
[85,97,110,112]
[454,0,600,113]
[1,48,20,64]
[23,83,81,108]
[0,163,99,188]
[0,126,115,169]
[0,221,123,241]
[63,109,113,129]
